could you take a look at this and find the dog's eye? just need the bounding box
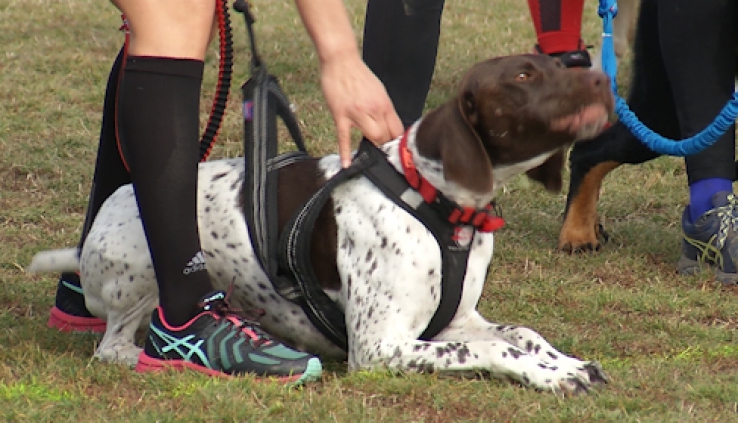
[515,72,531,82]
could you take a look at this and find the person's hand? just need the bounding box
[320,55,404,168]
[293,0,402,167]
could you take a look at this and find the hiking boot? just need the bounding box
[48,272,106,333]
[135,290,322,385]
[679,191,738,284]
[535,44,592,68]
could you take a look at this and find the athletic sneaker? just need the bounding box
[535,44,592,68]
[135,290,322,385]
[48,272,106,333]
[679,191,738,284]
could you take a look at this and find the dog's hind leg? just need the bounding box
[94,290,157,366]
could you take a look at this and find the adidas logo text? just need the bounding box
[183,251,207,275]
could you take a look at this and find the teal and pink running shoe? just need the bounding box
[135,290,322,385]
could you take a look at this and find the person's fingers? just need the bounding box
[384,110,404,142]
[336,111,398,167]
[319,58,406,162]
[354,113,386,146]
[362,97,402,146]
[336,119,353,168]
[353,100,402,144]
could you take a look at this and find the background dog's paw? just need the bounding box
[558,238,601,254]
[595,223,610,245]
[558,222,610,254]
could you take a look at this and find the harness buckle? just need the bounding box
[447,203,504,232]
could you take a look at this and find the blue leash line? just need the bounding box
[598,0,738,157]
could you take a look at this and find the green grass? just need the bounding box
[2,0,738,422]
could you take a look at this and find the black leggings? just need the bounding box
[77,47,130,244]
[655,0,736,182]
[362,0,445,128]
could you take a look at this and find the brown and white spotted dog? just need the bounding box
[30,54,614,394]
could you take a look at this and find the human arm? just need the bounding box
[294,0,403,167]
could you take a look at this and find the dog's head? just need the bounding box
[416,54,614,204]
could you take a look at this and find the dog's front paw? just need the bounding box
[583,360,609,385]
[558,361,609,395]
[559,360,609,395]
[527,360,608,395]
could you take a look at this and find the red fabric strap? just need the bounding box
[398,130,504,233]
[399,130,437,203]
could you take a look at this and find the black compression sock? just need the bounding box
[116,55,213,326]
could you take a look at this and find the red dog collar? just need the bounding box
[398,130,505,233]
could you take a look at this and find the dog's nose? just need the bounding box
[585,71,610,89]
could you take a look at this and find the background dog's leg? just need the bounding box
[612,0,639,59]
[592,0,640,69]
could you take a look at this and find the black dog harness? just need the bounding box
[277,136,505,351]
[234,2,504,352]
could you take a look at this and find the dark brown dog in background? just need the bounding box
[560,0,737,254]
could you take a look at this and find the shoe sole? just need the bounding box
[135,352,322,386]
[48,306,107,333]
[677,256,738,285]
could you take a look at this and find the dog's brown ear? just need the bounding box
[415,90,494,195]
[525,148,564,192]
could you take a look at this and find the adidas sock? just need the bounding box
[689,178,733,222]
[362,0,444,127]
[117,55,213,326]
[527,0,584,54]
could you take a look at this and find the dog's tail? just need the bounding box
[28,248,80,274]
